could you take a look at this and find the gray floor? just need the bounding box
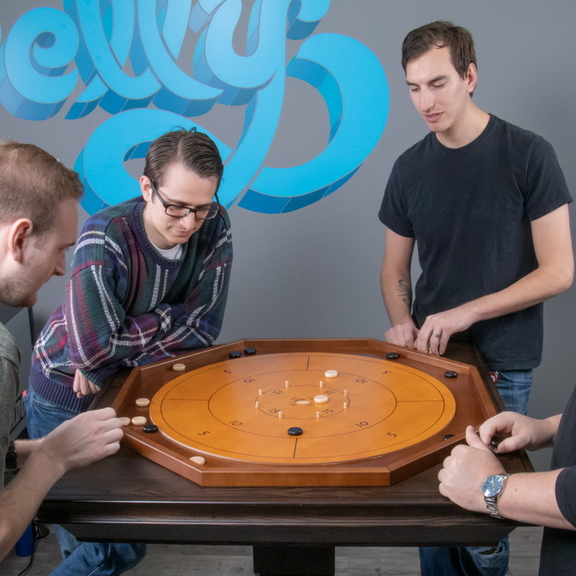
[2,526,542,575]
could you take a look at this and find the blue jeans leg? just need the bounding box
[25,387,79,439]
[491,370,532,415]
[419,538,509,576]
[25,389,147,575]
[419,369,532,576]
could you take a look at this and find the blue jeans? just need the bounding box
[419,369,532,576]
[490,370,532,416]
[25,388,147,576]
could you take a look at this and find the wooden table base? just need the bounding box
[253,546,335,576]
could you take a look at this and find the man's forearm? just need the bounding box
[381,268,415,327]
[381,229,417,328]
[449,263,573,329]
[418,259,574,354]
[497,470,574,530]
[414,205,573,356]
[463,205,573,323]
[0,449,65,561]
[13,438,43,465]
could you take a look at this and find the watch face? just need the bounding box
[482,474,505,498]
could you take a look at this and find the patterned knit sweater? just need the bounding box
[31,197,232,412]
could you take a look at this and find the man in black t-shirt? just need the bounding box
[379,20,573,576]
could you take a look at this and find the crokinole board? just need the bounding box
[111,338,498,486]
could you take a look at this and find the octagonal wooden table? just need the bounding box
[37,341,533,576]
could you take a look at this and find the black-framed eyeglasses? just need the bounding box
[149,180,220,220]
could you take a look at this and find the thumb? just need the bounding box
[465,425,491,452]
[90,407,117,421]
[492,435,521,454]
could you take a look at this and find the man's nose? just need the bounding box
[54,252,66,276]
[181,211,201,230]
[419,88,434,111]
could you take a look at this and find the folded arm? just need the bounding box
[63,231,232,387]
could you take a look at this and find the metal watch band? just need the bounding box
[484,473,509,519]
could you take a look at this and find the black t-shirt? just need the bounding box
[379,115,571,370]
[539,386,576,574]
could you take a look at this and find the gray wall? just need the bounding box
[2,1,575,470]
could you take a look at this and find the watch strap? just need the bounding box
[5,440,18,472]
[484,473,509,519]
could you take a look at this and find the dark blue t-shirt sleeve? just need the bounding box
[378,158,415,238]
[555,467,576,528]
[522,136,572,221]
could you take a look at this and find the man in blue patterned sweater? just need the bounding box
[26,128,233,575]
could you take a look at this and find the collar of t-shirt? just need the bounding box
[151,242,183,260]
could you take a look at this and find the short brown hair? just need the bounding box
[0,142,82,235]
[402,21,477,80]
[143,128,224,190]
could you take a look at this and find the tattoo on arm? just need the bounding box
[397,279,412,308]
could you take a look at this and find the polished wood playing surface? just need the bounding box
[151,352,456,464]
[111,339,497,487]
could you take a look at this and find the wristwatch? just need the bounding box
[481,473,509,519]
[5,440,17,472]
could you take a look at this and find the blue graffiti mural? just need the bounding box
[0,0,388,214]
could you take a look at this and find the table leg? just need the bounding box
[253,546,335,575]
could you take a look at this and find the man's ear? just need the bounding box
[140,175,152,202]
[8,219,34,263]
[466,62,478,94]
